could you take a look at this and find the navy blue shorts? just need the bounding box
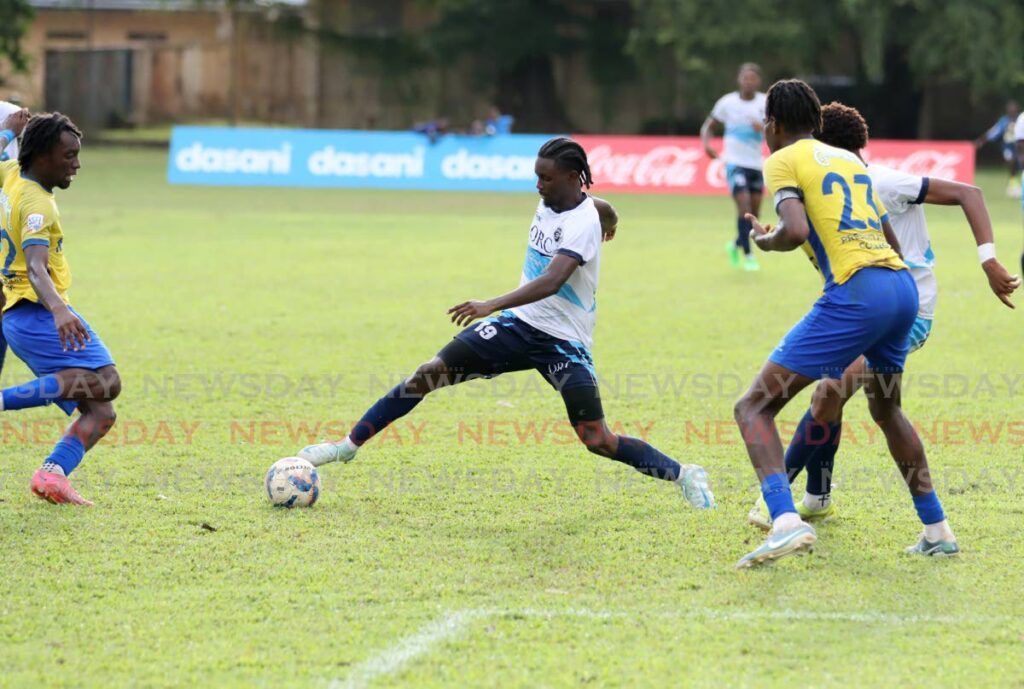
[449,311,598,392]
[770,267,918,379]
[2,301,115,415]
[726,164,764,195]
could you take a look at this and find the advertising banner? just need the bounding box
[168,127,975,193]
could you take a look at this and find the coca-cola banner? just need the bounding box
[169,127,973,193]
[576,135,974,195]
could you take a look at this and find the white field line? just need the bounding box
[329,609,487,689]
[329,605,1006,687]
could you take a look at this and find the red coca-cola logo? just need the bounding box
[864,150,965,181]
[587,144,705,188]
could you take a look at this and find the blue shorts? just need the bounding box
[908,316,932,353]
[726,165,764,195]
[770,267,918,379]
[451,311,597,391]
[2,301,115,415]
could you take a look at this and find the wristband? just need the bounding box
[977,242,996,264]
[0,129,13,144]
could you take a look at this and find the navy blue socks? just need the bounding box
[612,436,682,481]
[349,384,423,446]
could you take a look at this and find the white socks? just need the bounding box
[773,512,803,532]
[924,520,955,542]
[803,492,831,511]
[337,436,359,462]
[41,462,66,477]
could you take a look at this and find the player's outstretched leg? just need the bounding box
[299,337,496,466]
[29,367,120,506]
[560,386,714,508]
[864,372,958,556]
[574,419,715,509]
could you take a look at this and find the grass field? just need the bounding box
[1,148,1022,688]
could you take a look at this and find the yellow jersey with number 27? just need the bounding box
[762,138,906,289]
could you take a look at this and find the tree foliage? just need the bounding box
[0,0,32,73]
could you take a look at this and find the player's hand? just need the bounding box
[752,120,764,133]
[982,258,1022,309]
[703,144,718,160]
[746,213,775,251]
[2,108,30,136]
[447,300,494,327]
[53,305,91,351]
[602,224,616,242]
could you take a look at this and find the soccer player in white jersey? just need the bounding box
[298,137,714,509]
[701,63,767,271]
[0,100,21,161]
[1016,108,1024,275]
[749,103,1021,552]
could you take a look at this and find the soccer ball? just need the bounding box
[265,457,320,508]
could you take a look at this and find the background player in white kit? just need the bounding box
[1016,108,1024,275]
[297,137,715,509]
[749,102,1021,543]
[701,63,767,271]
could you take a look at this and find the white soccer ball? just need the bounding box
[265,457,321,508]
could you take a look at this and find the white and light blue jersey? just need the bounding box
[711,91,766,170]
[869,164,936,319]
[511,196,601,348]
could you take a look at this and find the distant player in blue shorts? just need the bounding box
[974,100,1020,198]
[0,113,121,506]
[748,102,1021,532]
[702,63,767,271]
[297,138,714,509]
[732,80,954,567]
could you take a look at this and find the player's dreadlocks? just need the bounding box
[765,79,822,136]
[817,101,869,153]
[19,112,82,172]
[538,137,593,189]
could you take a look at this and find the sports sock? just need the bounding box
[912,491,946,526]
[924,519,955,542]
[40,461,66,477]
[804,421,841,496]
[349,384,423,446]
[44,435,86,476]
[737,216,752,255]
[0,375,62,411]
[784,409,817,481]
[761,472,796,520]
[803,492,831,511]
[612,436,681,481]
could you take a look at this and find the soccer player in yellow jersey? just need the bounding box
[0,113,120,506]
[732,80,953,567]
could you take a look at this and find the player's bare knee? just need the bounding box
[810,389,842,425]
[99,369,121,400]
[408,357,451,395]
[582,433,616,458]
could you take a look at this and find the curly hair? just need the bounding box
[19,112,82,171]
[817,101,869,153]
[764,79,821,136]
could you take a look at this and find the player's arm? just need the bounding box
[448,255,578,326]
[880,218,902,258]
[591,196,618,241]
[746,195,808,252]
[23,245,90,350]
[974,120,1003,148]
[700,116,722,160]
[924,178,1021,308]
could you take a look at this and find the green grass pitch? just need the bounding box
[1,148,1022,688]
